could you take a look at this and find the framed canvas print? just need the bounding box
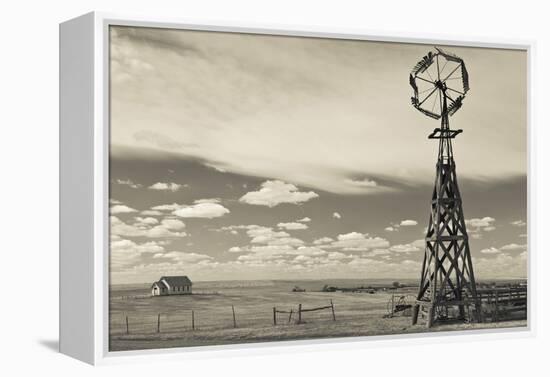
[60,12,533,365]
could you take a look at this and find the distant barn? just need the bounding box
[151,276,192,296]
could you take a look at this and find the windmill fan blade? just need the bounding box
[410,74,418,93]
[447,96,464,116]
[435,47,463,64]
[411,51,434,75]
[460,62,470,93]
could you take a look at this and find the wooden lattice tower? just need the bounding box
[408,48,481,328]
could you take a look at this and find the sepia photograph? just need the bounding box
[107,26,527,352]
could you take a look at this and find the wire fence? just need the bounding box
[110,300,341,336]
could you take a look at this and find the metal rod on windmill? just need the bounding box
[409,48,481,328]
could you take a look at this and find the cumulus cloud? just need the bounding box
[159,218,186,230]
[337,232,364,241]
[134,216,159,225]
[500,243,527,251]
[399,219,418,226]
[277,222,308,230]
[151,200,230,218]
[235,244,330,264]
[390,244,420,253]
[466,217,496,238]
[110,239,166,268]
[239,180,318,207]
[110,204,138,214]
[480,247,500,254]
[297,217,311,223]
[313,237,334,245]
[329,232,390,251]
[111,239,165,253]
[510,220,526,227]
[247,226,290,243]
[466,217,495,228]
[174,202,230,218]
[225,224,305,247]
[111,216,187,238]
[327,251,349,260]
[237,253,283,263]
[194,198,221,204]
[292,255,314,264]
[151,203,181,211]
[365,249,391,257]
[217,225,316,262]
[235,245,296,262]
[473,253,527,279]
[385,226,397,232]
[288,246,327,256]
[257,236,304,247]
[148,182,185,192]
[333,212,342,219]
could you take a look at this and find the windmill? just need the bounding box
[409,48,481,328]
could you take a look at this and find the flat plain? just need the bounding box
[109,279,527,351]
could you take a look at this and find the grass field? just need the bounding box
[109,279,527,351]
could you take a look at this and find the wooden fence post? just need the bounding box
[288,309,293,323]
[192,310,195,330]
[494,292,499,322]
[125,316,129,335]
[273,307,277,325]
[157,313,160,333]
[298,304,302,324]
[330,300,336,321]
[232,305,237,328]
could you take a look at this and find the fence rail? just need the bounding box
[273,300,336,325]
[477,287,527,322]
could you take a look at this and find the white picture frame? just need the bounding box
[59,11,535,365]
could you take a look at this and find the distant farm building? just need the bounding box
[151,276,192,296]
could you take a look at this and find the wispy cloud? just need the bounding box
[115,179,142,189]
[399,219,418,226]
[510,220,526,227]
[110,27,526,194]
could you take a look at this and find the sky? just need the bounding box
[109,26,527,285]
